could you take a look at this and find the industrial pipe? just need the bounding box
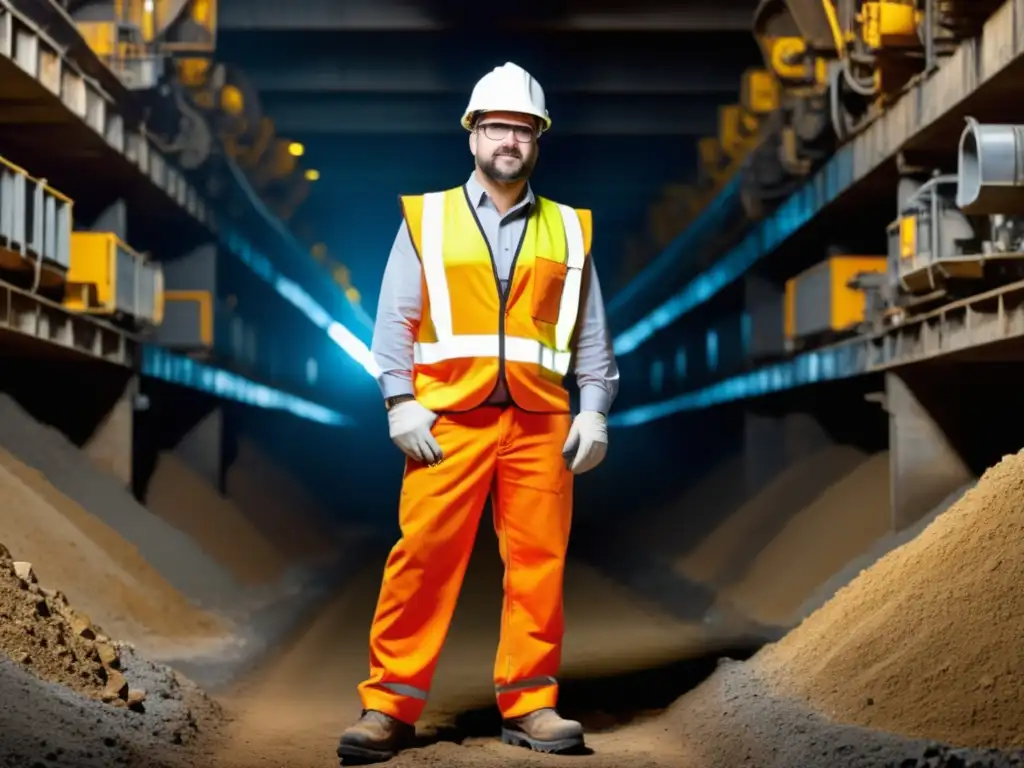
[956,117,1024,215]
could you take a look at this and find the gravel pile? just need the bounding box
[0,542,223,768]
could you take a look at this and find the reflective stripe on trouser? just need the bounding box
[358,407,573,723]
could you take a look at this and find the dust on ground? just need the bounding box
[202,525,731,768]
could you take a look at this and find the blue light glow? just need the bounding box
[611,147,856,356]
[221,223,378,379]
[142,345,353,426]
[607,175,741,318]
[608,341,866,427]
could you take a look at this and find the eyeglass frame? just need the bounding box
[473,119,538,143]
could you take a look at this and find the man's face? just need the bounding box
[470,111,539,183]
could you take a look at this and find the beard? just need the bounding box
[477,148,535,182]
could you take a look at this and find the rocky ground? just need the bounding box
[0,551,223,768]
[3,391,1024,768]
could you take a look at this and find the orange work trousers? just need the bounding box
[358,406,573,725]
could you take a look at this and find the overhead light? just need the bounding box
[305,169,320,181]
[288,141,305,157]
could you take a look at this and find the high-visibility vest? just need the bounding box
[400,185,593,413]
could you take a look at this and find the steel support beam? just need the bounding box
[218,0,752,31]
[243,63,741,96]
[264,93,721,136]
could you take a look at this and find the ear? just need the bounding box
[468,130,477,155]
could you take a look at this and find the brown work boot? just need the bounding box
[337,709,415,763]
[501,707,585,753]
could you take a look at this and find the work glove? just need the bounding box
[561,410,608,475]
[388,399,443,465]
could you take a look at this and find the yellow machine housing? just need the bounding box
[65,232,164,326]
[160,290,214,348]
[784,255,887,342]
[741,69,781,117]
[754,0,824,88]
[75,0,217,87]
[859,1,920,50]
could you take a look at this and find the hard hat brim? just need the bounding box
[462,109,552,133]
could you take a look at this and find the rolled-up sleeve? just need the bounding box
[573,257,620,415]
[371,221,422,399]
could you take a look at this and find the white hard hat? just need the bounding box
[461,62,551,134]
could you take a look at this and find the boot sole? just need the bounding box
[337,741,398,764]
[501,728,585,754]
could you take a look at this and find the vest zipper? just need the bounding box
[462,185,530,405]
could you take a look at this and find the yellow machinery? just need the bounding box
[622,68,782,282]
[65,232,165,327]
[780,1,1003,141]
[158,290,214,350]
[70,2,359,323]
[699,70,779,191]
[753,0,834,176]
[72,0,219,168]
[739,0,836,220]
[73,0,218,87]
[784,254,887,347]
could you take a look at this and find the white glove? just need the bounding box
[561,410,608,475]
[388,399,443,465]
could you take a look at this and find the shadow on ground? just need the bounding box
[420,643,763,749]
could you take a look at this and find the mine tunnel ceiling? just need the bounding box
[215,0,762,293]
[215,0,763,138]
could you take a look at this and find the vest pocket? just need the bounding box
[531,256,568,325]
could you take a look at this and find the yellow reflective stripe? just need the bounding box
[495,675,558,694]
[554,203,586,351]
[414,336,572,376]
[420,191,452,338]
[418,191,582,369]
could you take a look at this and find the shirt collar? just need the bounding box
[465,173,535,212]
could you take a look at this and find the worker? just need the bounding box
[337,61,620,764]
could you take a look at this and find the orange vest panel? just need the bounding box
[400,185,592,413]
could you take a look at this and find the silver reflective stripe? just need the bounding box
[419,191,452,339]
[495,675,558,694]
[553,203,586,352]
[413,335,573,375]
[414,194,587,372]
[380,682,429,701]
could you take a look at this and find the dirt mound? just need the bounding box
[754,448,1024,749]
[0,448,230,659]
[721,451,891,626]
[654,656,1024,768]
[675,445,866,587]
[0,395,246,614]
[225,439,339,564]
[0,548,144,709]
[146,452,288,586]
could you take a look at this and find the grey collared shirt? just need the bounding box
[371,174,620,414]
